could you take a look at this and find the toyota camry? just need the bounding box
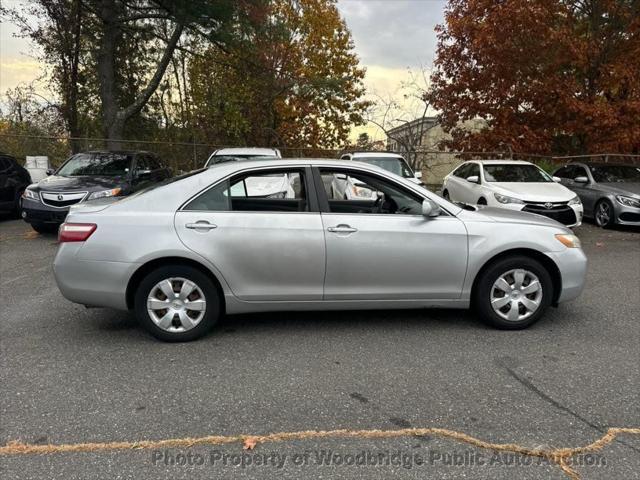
[53,159,587,341]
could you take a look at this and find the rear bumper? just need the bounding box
[546,248,588,303]
[53,243,137,310]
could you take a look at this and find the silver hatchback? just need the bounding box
[53,159,587,341]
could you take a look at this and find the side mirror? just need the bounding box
[552,176,562,183]
[422,199,441,218]
[466,175,479,184]
[46,168,55,176]
[335,173,347,180]
[574,176,589,184]
[414,171,423,179]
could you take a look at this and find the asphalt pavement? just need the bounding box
[0,217,639,479]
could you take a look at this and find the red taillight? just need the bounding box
[58,223,97,243]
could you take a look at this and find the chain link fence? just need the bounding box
[1,133,638,187]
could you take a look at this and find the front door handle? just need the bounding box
[327,224,357,233]
[186,221,217,230]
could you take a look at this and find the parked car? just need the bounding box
[53,159,586,341]
[340,151,424,183]
[0,153,32,216]
[332,152,424,201]
[21,151,171,233]
[553,163,640,228]
[205,147,290,198]
[204,147,281,167]
[442,160,583,227]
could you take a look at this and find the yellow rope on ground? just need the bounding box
[1,427,638,480]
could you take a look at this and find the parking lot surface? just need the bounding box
[1,217,639,479]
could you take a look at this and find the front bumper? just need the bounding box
[546,247,588,303]
[53,243,137,310]
[613,201,640,226]
[498,202,583,227]
[21,198,69,225]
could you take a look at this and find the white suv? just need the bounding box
[442,160,583,227]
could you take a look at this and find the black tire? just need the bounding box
[477,197,487,205]
[134,264,220,342]
[30,222,59,234]
[473,255,553,330]
[11,189,25,218]
[442,189,450,200]
[594,199,615,228]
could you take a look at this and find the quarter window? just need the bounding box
[185,169,308,212]
[320,168,423,215]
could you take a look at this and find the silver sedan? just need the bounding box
[53,159,587,341]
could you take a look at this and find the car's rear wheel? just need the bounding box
[30,222,59,234]
[477,197,487,205]
[134,265,220,342]
[594,199,615,228]
[474,255,553,329]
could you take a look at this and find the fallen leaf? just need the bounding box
[595,242,605,247]
[243,437,258,450]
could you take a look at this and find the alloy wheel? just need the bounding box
[595,202,611,227]
[490,269,543,322]
[147,277,206,332]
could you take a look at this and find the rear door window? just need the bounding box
[185,169,308,212]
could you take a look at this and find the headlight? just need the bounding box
[568,196,582,206]
[351,185,374,198]
[22,189,39,201]
[615,195,640,208]
[493,193,524,204]
[555,233,581,248]
[87,188,121,200]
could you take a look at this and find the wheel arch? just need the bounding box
[471,248,562,306]
[126,256,226,311]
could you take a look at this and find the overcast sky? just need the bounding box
[0,0,447,140]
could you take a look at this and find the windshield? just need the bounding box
[483,164,552,182]
[57,153,132,177]
[590,165,640,183]
[355,157,414,178]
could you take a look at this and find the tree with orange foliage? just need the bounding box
[428,0,640,155]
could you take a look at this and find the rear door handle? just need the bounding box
[327,224,357,233]
[186,221,217,230]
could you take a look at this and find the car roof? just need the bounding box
[472,159,534,165]
[80,150,151,156]
[212,147,279,156]
[573,162,635,168]
[347,152,405,158]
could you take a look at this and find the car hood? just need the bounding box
[491,182,574,202]
[34,174,126,192]
[597,182,640,197]
[471,206,568,229]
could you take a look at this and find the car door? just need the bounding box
[445,163,466,201]
[314,166,468,300]
[0,157,14,206]
[175,166,326,301]
[460,162,483,204]
[570,165,597,214]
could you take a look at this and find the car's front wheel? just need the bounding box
[474,255,553,329]
[134,265,220,341]
[594,199,615,228]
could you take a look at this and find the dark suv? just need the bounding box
[0,153,32,216]
[21,151,171,233]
